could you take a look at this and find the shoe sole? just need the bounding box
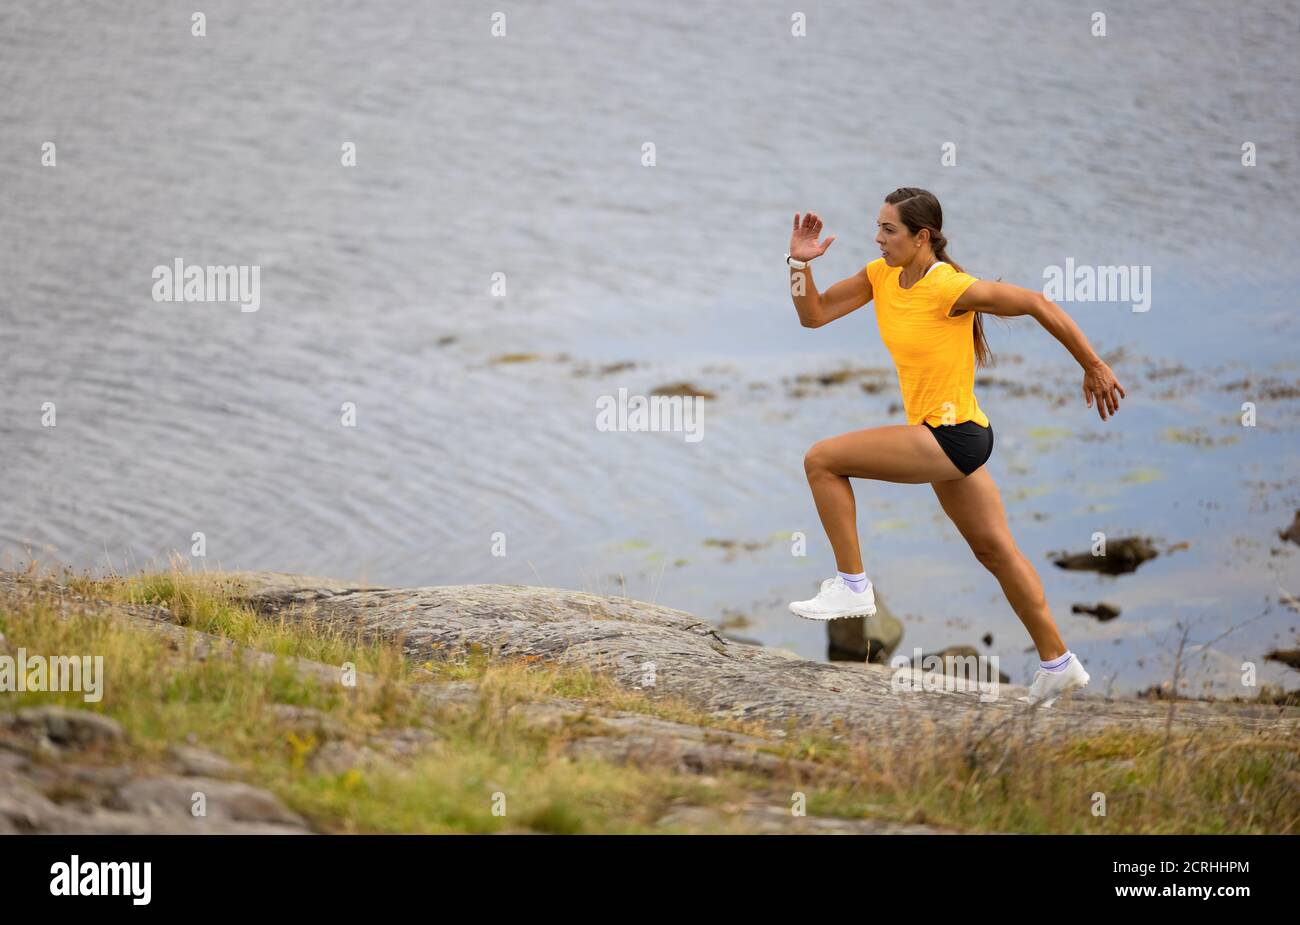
[790,604,877,621]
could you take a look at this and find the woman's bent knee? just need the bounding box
[804,441,833,477]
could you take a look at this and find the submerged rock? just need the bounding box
[1264,649,1300,671]
[650,381,716,399]
[1051,536,1159,574]
[1279,510,1300,546]
[1072,602,1121,622]
[826,593,903,663]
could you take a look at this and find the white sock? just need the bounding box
[1041,651,1074,672]
[837,570,869,593]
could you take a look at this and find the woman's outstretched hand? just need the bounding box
[1082,360,1126,421]
[790,212,836,262]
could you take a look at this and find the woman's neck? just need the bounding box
[899,254,939,288]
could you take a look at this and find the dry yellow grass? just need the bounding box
[2,561,1296,834]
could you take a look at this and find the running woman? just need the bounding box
[783,188,1125,707]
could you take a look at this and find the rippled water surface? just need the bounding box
[2,0,1299,695]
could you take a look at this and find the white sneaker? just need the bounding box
[789,575,877,621]
[1019,656,1091,708]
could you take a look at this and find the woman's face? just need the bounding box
[875,202,919,266]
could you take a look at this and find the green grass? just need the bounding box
[3,575,751,833]
[4,564,1297,834]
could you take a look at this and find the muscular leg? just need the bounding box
[930,467,1067,660]
[803,424,966,574]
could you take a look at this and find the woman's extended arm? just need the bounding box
[788,212,873,328]
[790,264,873,328]
[952,279,1127,421]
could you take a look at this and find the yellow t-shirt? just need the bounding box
[865,257,989,428]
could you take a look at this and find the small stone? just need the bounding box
[168,744,239,779]
[111,776,308,828]
[268,704,346,740]
[307,741,384,775]
[14,707,125,749]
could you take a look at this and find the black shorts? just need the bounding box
[923,419,993,476]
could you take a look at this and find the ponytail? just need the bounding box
[930,230,991,370]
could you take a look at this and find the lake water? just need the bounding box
[2,0,1298,696]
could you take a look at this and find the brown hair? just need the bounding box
[884,187,992,368]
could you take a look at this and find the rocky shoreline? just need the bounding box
[226,573,1294,739]
[2,571,1296,835]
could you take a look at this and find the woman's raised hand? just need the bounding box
[790,212,836,262]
